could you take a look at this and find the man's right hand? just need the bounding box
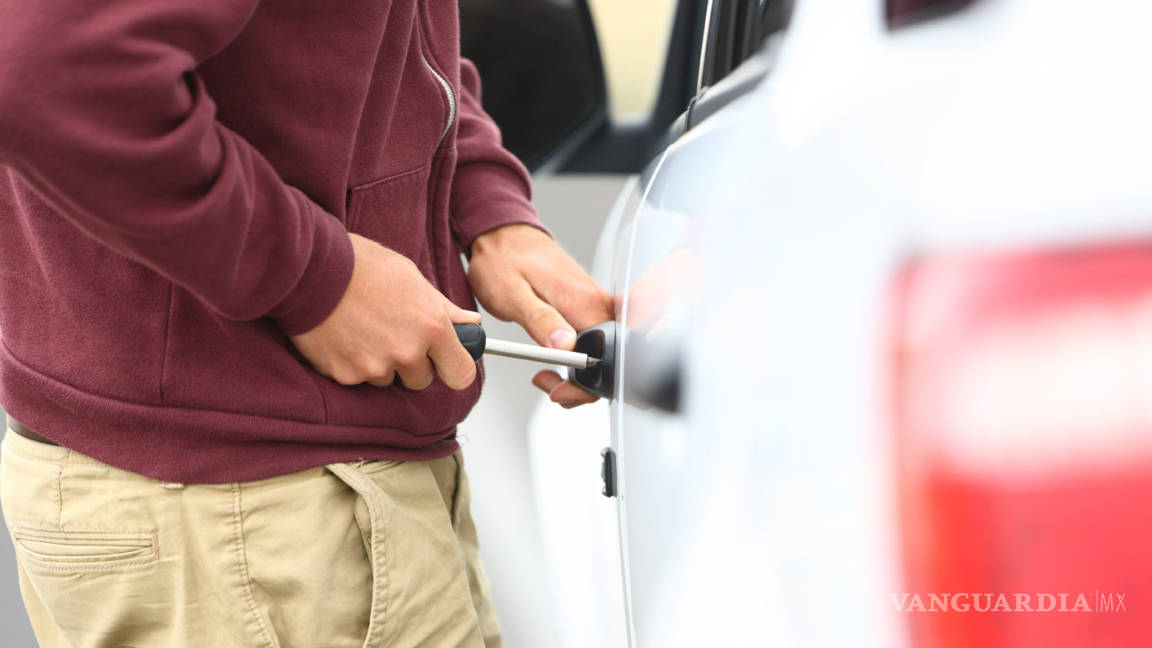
[289,233,481,390]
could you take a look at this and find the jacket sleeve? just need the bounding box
[449,58,552,251]
[0,0,353,336]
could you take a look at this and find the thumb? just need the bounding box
[509,279,577,350]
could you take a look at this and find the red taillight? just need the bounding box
[887,0,979,27]
[892,243,1152,648]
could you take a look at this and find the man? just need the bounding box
[0,0,610,646]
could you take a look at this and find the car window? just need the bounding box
[459,0,601,169]
[587,0,680,124]
[697,0,792,91]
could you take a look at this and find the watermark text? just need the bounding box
[890,592,1126,613]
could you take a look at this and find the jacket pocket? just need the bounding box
[161,290,327,424]
[11,527,157,573]
[346,163,436,282]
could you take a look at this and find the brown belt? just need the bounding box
[8,418,58,446]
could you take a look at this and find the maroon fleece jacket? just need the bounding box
[0,0,548,482]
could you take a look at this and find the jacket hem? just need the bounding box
[0,344,460,484]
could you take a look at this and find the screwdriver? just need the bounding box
[453,323,601,370]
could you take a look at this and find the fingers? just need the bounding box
[322,308,479,391]
[395,353,436,391]
[379,325,475,392]
[428,309,479,391]
[531,370,564,393]
[467,226,614,352]
[549,380,599,407]
[532,370,599,408]
[533,270,615,334]
[505,278,578,349]
[366,369,396,388]
[329,359,395,388]
[333,344,470,391]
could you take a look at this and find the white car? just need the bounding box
[466,0,1152,646]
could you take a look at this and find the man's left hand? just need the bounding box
[468,224,614,408]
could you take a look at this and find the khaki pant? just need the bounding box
[0,425,501,648]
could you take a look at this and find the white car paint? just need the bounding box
[530,0,1152,645]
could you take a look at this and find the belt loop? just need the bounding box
[326,463,390,648]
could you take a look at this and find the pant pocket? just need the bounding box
[1,437,63,531]
[10,527,157,573]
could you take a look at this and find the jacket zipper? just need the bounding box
[422,53,456,147]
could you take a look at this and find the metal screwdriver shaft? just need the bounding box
[453,323,599,370]
[484,338,599,370]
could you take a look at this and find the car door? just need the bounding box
[613,2,1152,647]
[490,0,1152,646]
[510,2,900,645]
[605,3,822,646]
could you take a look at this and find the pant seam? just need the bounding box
[54,464,62,528]
[231,483,280,648]
[450,453,463,529]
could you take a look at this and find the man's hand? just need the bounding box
[468,224,614,408]
[290,233,481,390]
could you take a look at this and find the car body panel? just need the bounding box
[531,0,1152,645]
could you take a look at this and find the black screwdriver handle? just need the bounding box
[453,323,486,362]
